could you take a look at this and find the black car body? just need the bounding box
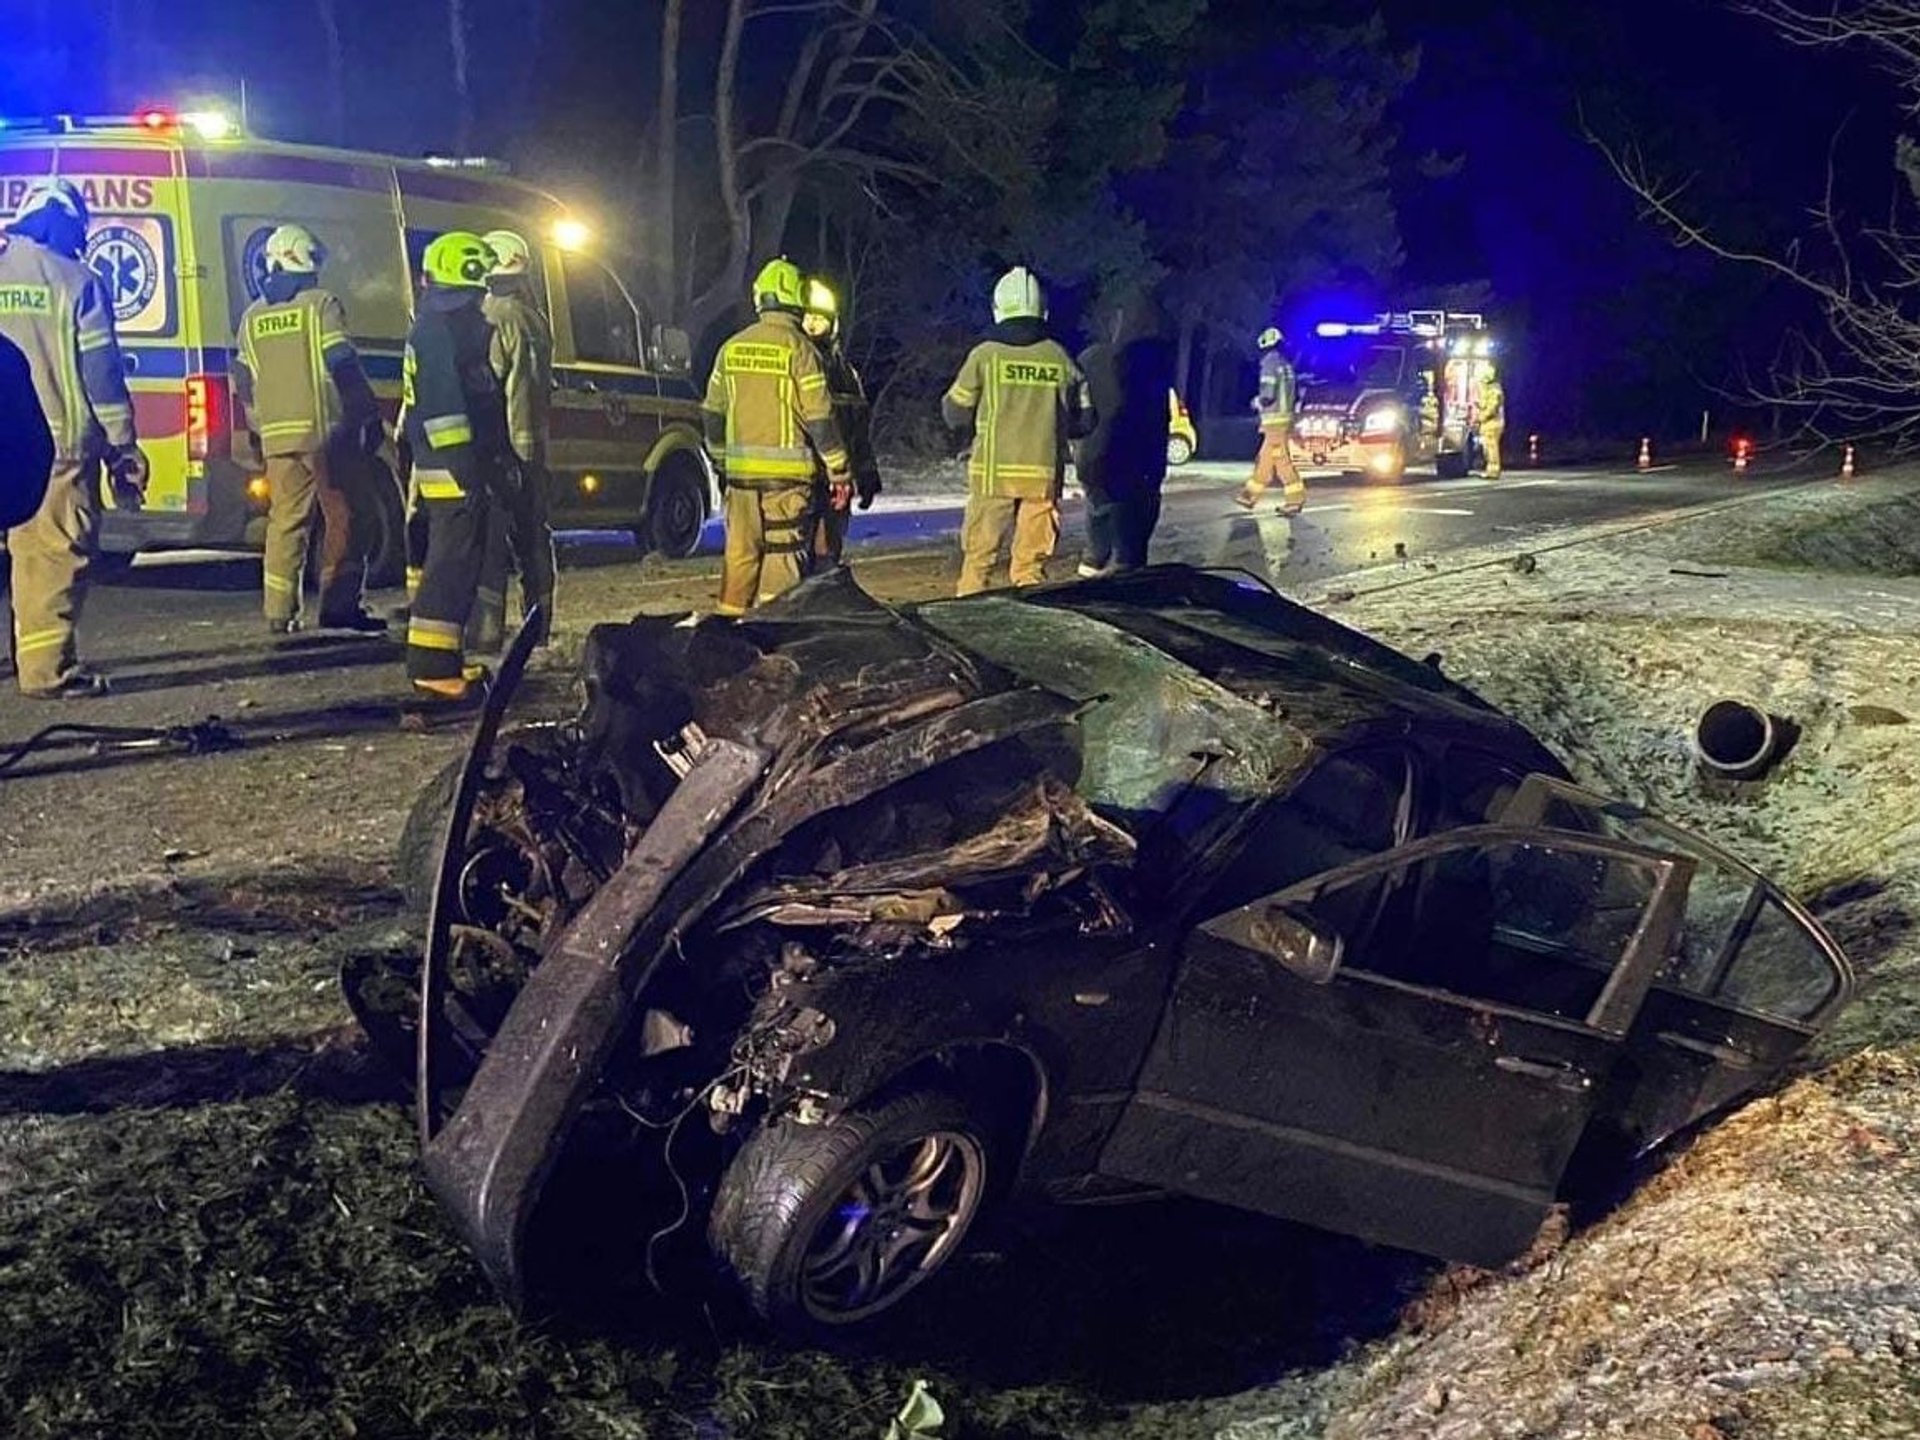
[388,567,1852,1331]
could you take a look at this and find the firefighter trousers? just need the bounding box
[1479,421,1504,479]
[1242,429,1305,511]
[406,482,492,688]
[958,494,1059,597]
[718,480,811,616]
[263,445,364,624]
[7,454,100,694]
[466,464,556,651]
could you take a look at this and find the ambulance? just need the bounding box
[1291,311,1494,482]
[0,109,716,579]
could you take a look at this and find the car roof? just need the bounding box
[907,566,1560,767]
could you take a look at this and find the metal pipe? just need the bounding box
[1693,698,1788,782]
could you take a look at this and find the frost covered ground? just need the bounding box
[2,475,1919,1438]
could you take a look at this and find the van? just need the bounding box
[0,111,716,580]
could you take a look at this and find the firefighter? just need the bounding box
[800,276,881,567]
[0,180,147,698]
[1476,362,1506,479]
[1236,326,1304,515]
[233,223,385,635]
[944,266,1094,596]
[401,231,511,714]
[702,258,851,615]
[465,228,556,649]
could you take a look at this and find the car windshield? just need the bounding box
[915,597,1307,842]
[1299,340,1406,394]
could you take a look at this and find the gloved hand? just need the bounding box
[856,471,882,512]
[106,443,148,511]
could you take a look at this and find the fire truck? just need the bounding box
[1289,311,1496,482]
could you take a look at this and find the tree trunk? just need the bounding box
[1197,336,1217,422]
[315,0,348,144]
[655,0,684,319]
[448,0,474,153]
[684,0,754,345]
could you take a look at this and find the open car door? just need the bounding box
[1098,825,1695,1267]
[1495,776,1853,1159]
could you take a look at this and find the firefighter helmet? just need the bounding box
[11,178,89,228]
[1257,326,1284,351]
[803,277,839,339]
[753,258,806,313]
[992,266,1046,323]
[263,223,325,275]
[423,231,495,289]
[483,229,532,278]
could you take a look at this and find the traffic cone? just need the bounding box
[1528,433,1541,466]
[1842,444,1856,479]
[1637,437,1652,472]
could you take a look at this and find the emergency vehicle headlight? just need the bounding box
[552,217,592,252]
[1361,405,1403,437]
[183,109,236,141]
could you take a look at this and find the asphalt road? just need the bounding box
[0,456,1808,724]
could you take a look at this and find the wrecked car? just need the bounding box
[356,565,1853,1333]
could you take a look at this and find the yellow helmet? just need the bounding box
[1257,326,1284,351]
[754,257,806,313]
[803,276,839,338]
[423,231,494,289]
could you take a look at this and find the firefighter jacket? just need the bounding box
[234,279,372,457]
[942,318,1095,500]
[819,342,882,503]
[403,286,510,500]
[1478,376,1506,427]
[0,231,135,462]
[484,286,553,467]
[703,310,849,490]
[1255,349,1296,434]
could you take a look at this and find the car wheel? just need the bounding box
[645,452,708,559]
[361,457,409,590]
[1167,433,1194,467]
[710,1089,993,1330]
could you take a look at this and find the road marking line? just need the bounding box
[1406,507,1475,516]
[1304,503,1352,513]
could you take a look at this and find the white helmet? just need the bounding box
[263,223,324,275]
[483,229,531,277]
[13,177,89,227]
[992,266,1046,324]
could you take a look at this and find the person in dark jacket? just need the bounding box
[0,332,54,681]
[1074,295,1174,575]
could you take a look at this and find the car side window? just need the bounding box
[562,253,642,367]
[1303,839,1664,1026]
[1198,750,1411,918]
[1427,746,1530,830]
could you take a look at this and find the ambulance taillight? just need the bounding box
[185,375,231,462]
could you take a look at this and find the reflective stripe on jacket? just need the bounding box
[702,311,849,489]
[234,288,356,456]
[0,232,134,460]
[943,332,1091,499]
[484,289,553,465]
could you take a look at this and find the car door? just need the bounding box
[1495,775,1853,1161]
[549,249,661,502]
[1096,825,1695,1268]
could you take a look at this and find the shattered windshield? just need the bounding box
[916,597,1305,830]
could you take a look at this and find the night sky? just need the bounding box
[5,0,1906,436]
